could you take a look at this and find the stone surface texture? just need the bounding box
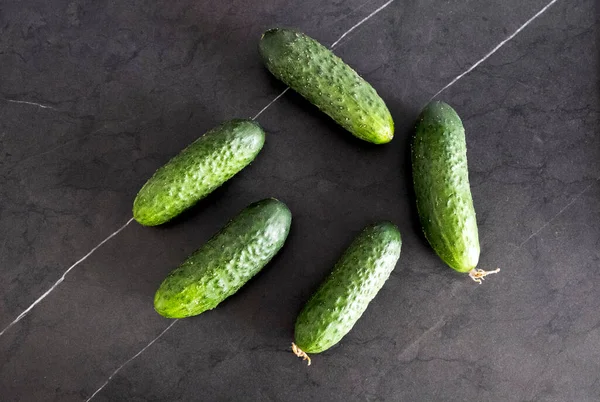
[0,0,598,401]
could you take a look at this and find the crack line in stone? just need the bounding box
[430,0,560,101]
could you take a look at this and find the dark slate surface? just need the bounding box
[1,0,599,401]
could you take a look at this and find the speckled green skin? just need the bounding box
[154,199,291,318]
[412,101,480,273]
[294,222,401,353]
[133,119,265,226]
[259,28,394,144]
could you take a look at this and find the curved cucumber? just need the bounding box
[133,119,265,226]
[293,222,401,361]
[412,101,480,273]
[259,28,394,144]
[154,198,291,318]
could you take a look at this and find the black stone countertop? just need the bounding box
[1,1,599,401]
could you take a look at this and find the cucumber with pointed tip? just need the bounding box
[411,101,480,273]
[293,222,401,357]
[259,28,394,144]
[154,198,292,319]
[133,119,265,226]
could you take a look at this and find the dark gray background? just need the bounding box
[1,0,599,401]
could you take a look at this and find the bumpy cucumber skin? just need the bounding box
[412,101,480,273]
[154,198,291,319]
[294,222,401,353]
[259,28,394,144]
[133,119,265,226]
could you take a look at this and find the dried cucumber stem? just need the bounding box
[469,268,500,284]
[291,343,311,366]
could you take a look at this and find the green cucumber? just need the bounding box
[133,119,265,226]
[412,101,498,282]
[154,198,291,318]
[259,28,394,144]
[293,222,401,363]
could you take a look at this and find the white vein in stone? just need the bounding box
[430,0,560,101]
[251,88,289,121]
[5,99,57,110]
[510,179,596,256]
[397,317,446,361]
[0,218,135,338]
[85,320,179,402]
[329,0,395,49]
[251,0,395,121]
